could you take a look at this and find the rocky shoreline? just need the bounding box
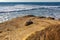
[0,15,60,40]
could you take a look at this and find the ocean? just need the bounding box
[0,2,60,23]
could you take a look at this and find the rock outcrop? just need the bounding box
[0,15,60,40]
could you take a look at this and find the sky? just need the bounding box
[0,0,60,2]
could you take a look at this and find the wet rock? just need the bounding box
[24,15,35,17]
[47,17,55,20]
[39,16,46,18]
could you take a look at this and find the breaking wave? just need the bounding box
[0,4,60,23]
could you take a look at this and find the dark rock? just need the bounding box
[47,17,55,20]
[24,15,35,17]
[39,16,46,18]
[25,20,33,26]
[58,18,60,20]
[0,31,2,33]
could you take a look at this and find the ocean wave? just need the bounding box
[0,5,60,13]
[0,5,60,23]
[0,5,39,13]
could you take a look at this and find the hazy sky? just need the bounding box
[0,0,60,2]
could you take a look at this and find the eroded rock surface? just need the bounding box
[0,15,60,40]
[26,25,60,40]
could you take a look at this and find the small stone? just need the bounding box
[47,17,55,20]
[25,20,33,26]
[0,31,2,33]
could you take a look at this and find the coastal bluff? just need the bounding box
[0,15,60,40]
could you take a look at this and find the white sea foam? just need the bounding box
[0,5,40,12]
[0,5,59,12]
